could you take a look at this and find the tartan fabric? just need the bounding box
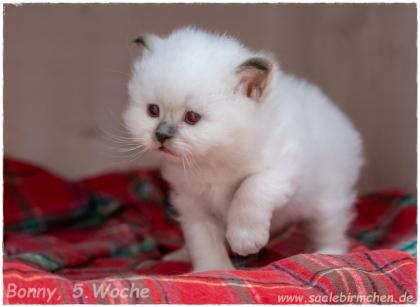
[3,158,417,304]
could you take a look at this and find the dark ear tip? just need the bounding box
[239,57,271,72]
[133,36,147,48]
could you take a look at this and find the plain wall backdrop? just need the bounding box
[4,4,417,193]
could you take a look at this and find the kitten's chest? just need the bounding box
[163,165,238,218]
[205,183,236,218]
[189,176,237,218]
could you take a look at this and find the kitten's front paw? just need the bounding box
[226,225,269,256]
[193,261,234,272]
[315,247,347,255]
[162,247,190,262]
[315,241,349,255]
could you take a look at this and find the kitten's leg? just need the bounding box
[162,246,190,262]
[173,194,233,272]
[181,213,233,271]
[226,171,295,256]
[308,193,356,254]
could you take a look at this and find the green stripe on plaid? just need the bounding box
[398,239,417,256]
[351,195,417,247]
[14,253,62,271]
[5,193,121,234]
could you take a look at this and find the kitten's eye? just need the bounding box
[184,111,201,125]
[147,104,160,118]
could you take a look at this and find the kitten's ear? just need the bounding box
[235,56,274,102]
[132,34,161,52]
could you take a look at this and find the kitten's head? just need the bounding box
[124,27,276,164]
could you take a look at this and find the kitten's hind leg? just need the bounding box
[308,193,356,255]
[162,246,190,262]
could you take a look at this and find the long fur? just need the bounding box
[124,27,364,272]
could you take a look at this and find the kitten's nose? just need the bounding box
[155,122,175,144]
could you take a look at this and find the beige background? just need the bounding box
[4,4,417,193]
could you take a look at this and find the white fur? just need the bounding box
[124,27,364,272]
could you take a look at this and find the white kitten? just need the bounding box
[124,27,364,272]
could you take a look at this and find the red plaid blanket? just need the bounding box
[3,158,417,304]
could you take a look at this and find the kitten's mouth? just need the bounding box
[158,145,176,157]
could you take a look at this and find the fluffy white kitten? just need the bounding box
[124,27,364,272]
